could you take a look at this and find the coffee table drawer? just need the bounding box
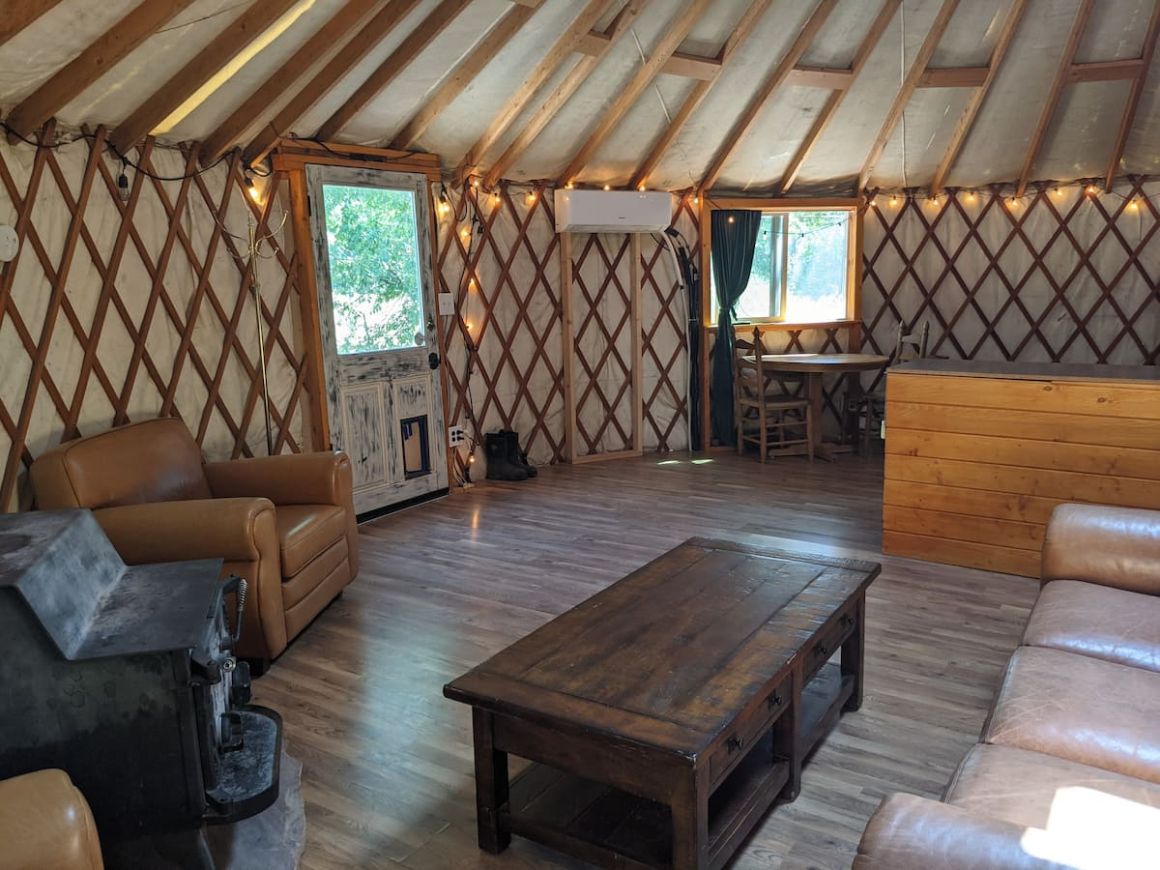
[708,676,791,788]
[803,605,857,681]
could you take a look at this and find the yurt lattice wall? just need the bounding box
[0,134,308,511]
[436,184,696,480]
[861,178,1160,397]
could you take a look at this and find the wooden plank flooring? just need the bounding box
[252,453,1039,869]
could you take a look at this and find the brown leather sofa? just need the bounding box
[855,503,1160,869]
[30,418,358,663]
[0,769,103,870]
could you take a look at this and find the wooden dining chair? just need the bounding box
[847,321,931,454]
[734,329,813,462]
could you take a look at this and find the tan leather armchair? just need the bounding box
[30,418,358,663]
[0,769,103,870]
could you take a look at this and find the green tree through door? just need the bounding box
[322,184,425,355]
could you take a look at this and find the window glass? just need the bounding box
[785,211,849,322]
[322,184,425,355]
[711,210,850,323]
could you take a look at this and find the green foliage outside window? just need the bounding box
[323,184,425,355]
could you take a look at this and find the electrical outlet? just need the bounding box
[448,425,467,447]
[438,292,455,315]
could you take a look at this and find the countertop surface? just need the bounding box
[890,358,1159,383]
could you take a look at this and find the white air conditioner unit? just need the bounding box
[554,189,674,233]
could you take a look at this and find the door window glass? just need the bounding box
[322,184,426,354]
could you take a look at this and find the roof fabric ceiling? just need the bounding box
[0,0,1156,194]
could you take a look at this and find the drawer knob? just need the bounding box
[767,693,783,709]
[726,735,742,754]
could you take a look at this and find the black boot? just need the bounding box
[502,430,538,478]
[485,432,528,481]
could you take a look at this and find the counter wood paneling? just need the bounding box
[883,361,1160,577]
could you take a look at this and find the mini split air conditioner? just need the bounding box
[554,189,675,233]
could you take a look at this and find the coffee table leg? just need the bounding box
[472,708,510,853]
[670,772,709,870]
[773,667,801,801]
[841,595,866,712]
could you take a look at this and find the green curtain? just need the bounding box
[711,209,762,445]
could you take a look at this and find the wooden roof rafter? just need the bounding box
[929,0,1029,197]
[390,2,541,151]
[6,0,198,142]
[627,0,776,192]
[1014,0,1095,197]
[315,0,476,142]
[698,0,839,194]
[109,0,302,156]
[457,0,622,185]
[1103,0,1160,190]
[0,1,64,51]
[857,0,960,194]
[556,0,716,189]
[775,0,900,196]
[243,0,423,167]
[199,0,382,167]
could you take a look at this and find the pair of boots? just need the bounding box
[484,430,537,481]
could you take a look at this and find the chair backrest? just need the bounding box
[733,329,767,400]
[30,418,211,510]
[895,321,930,363]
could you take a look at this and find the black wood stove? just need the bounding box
[0,509,283,864]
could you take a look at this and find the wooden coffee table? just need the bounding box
[444,538,879,870]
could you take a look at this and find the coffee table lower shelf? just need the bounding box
[506,733,790,870]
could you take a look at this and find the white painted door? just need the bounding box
[307,165,447,514]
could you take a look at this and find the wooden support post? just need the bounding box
[288,169,331,450]
[560,230,577,462]
[630,233,643,454]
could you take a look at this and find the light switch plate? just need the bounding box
[0,225,18,263]
[437,292,455,315]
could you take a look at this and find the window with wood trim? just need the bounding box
[712,208,854,324]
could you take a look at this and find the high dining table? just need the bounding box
[752,353,889,460]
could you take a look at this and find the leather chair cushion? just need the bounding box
[946,743,1160,830]
[282,538,348,610]
[984,646,1160,783]
[276,504,347,577]
[0,769,103,870]
[1024,580,1160,673]
[32,418,211,509]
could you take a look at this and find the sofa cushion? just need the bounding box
[1024,580,1160,673]
[984,646,1160,783]
[276,505,347,577]
[947,744,1160,830]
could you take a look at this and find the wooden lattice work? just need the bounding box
[435,184,696,476]
[861,178,1160,395]
[0,134,307,511]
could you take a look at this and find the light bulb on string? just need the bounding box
[603,184,611,191]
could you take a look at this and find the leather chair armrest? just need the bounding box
[0,769,104,870]
[854,794,1068,870]
[204,452,352,507]
[94,498,276,565]
[1041,503,1160,596]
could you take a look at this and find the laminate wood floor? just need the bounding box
[252,452,1040,870]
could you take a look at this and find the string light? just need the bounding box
[603,184,611,191]
[116,158,131,203]
[638,181,647,192]
[1086,184,1098,196]
[525,190,538,206]
[1127,199,1139,212]
[965,191,976,202]
[727,215,735,224]
[564,181,574,190]
[692,194,700,205]
[889,194,898,206]
[437,184,451,218]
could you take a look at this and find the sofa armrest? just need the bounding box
[94,498,276,565]
[1041,503,1160,595]
[854,794,1068,870]
[0,769,103,870]
[204,452,352,507]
